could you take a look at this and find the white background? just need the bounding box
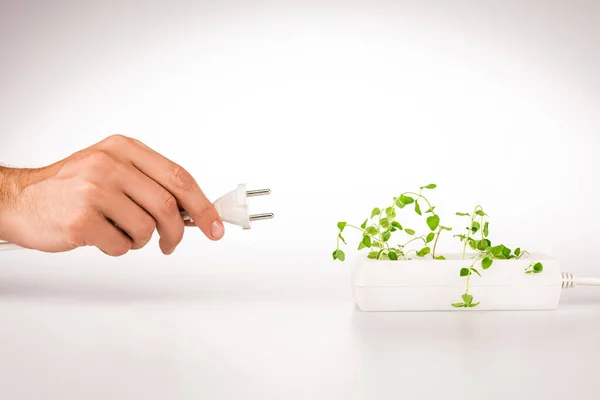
[1,1,599,399]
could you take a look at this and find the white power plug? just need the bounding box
[0,183,273,251]
[180,183,273,229]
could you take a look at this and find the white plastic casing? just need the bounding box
[213,184,251,229]
[181,184,252,229]
[352,253,562,311]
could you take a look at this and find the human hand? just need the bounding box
[0,135,224,255]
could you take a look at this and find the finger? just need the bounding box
[105,137,224,241]
[116,163,185,254]
[100,192,157,250]
[84,213,133,257]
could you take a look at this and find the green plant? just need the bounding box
[333,184,543,308]
[451,206,542,308]
[333,184,452,263]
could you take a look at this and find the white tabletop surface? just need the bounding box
[1,248,599,400]
[1,1,599,399]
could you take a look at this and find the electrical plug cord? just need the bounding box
[0,183,273,252]
[561,272,600,288]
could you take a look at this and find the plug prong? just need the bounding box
[246,189,271,197]
[249,213,274,221]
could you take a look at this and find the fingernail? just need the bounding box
[210,220,224,239]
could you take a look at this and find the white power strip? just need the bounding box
[352,254,600,311]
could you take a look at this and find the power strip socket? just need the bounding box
[351,254,581,311]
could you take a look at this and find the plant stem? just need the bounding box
[399,235,427,250]
[345,224,384,248]
[432,227,442,259]
[405,249,418,258]
[462,205,484,260]
[376,209,391,253]
[465,256,485,294]
[402,192,434,211]
[519,250,535,271]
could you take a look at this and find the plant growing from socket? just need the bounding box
[332,184,543,308]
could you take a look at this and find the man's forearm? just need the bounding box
[0,165,20,197]
[0,167,15,240]
[0,166,30,241]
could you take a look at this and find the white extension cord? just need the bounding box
[0,183,272,252]
[560,272,600,288]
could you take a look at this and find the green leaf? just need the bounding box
[382,231,391,242]
[425,206,436,214]
[427,215,440,231]
[421,184,437,190]
[440,226,452,231]
[405,229,416,235]
[388,251,398,260]
[490,245,506,258]
[468,239,477,250]
[502,247,511,259]
[476,210,486,216]
[456,212,470,217]
[417,247,431,257]
[462,294,473,305]
[460,268,470,277]
[426,233,435,243]
[360,219,368,229]
[435,255,447,260]
[332,250,338,260]
[533,262,543,273]
[467,302,480,308]
[470,268,482,277]
[514,248,521,257]
[337,222,347,232]
[362,235,372,247]
[452,303,465,308]
[380,218,390,229]
[414,200,422,216]
[392,221,403,230]
[399,195,415,205]
[483,222,489,237]
[386,207,396,219]
[482,257,493,269]
[454,234,467,241]
[367,251,379,259]
[366,226,379,236]
[371,208,381,218]
[471,221,481,233]
[357,241,365,250]
[477,239,489,251]
[333,250,345,261]
[338,233,347,244]
[395,198,406,208]
[371,242,382,248]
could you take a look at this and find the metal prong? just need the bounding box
[246,189,271,197]
[249,213,274,221]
